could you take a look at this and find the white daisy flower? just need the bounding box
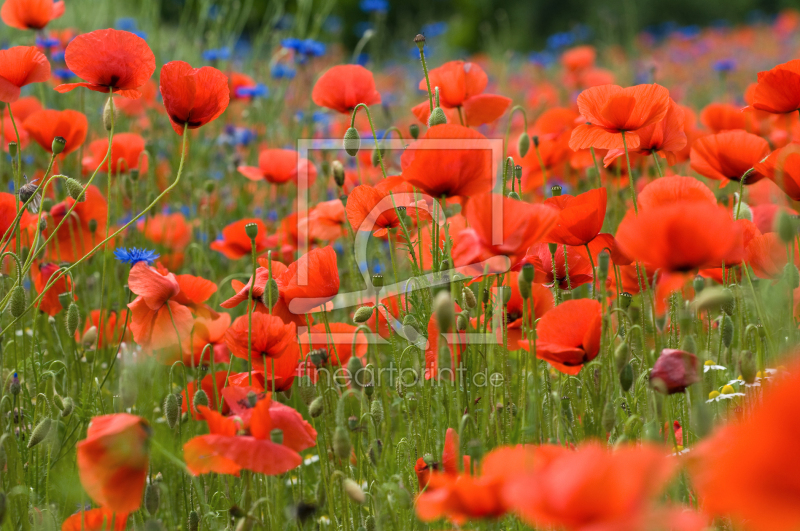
[706,384,745,402]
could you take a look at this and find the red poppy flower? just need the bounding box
[303,198,346,242]
[603,98,687,165]
[159,60,230,135]
[0,46,50,103]
[237,149,317,185]
[638,175,717,209]
[700,102,748,132]
[81,309,131,349]
[55,29,155,99]
[569,84,670,150]
[0,192,33,251]
[502,443,675,531]
[9,95,42,121]
[521,243,594,291]
[61,508,127,531]
[518,135,572,193]
[2,115,28,151]
[413,60,511,126]
[746,232,790,279]
[31,261,72,316]
[751,59,800,114]
[690,361,800,531]
[401,124,494,198]
[616,200,739,273]
[311,64,381,114]
[77,414,150,513]
[689,130,769,185]
[82,133,148,175]
[277,246,340,315]
[452,194,559,273]
[519,298,601,375]
[345,182,402,237]
[753,144,800,200]
[562,45,596,71]
[224,311,299,366]
[650,349,700,394]
[299,322,368,367]
[138,212,192,252]
[505,272,554,347]
[43,184,108,262]
[210,218,269,260]
[183,312,231,367]
[1,0,64,30]
[544,188,607,246]
[22,109,87,156]
[415,427,471,490]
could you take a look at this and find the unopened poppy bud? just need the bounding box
[58,291,72,309]
[499,286,511,306]
[60,397,74,417]
[192,389,209,410]
[428,106,447,127]
[88,219,98,233]
[41,197,52,212]
[456,313,467,331]
[720,315,734,348]
[244,222,259,240]
[309,396,324,417]
[28,417,51,448]
[462,287,477,309]
[129,168,139,181]
[270,428,284,444]
[343,478,365,504]
[51,136,66,155]
[371,147,383,167]
[507,190,520,200]
[372,274,384,289]
[333,426,351,459]
[602,400,616,433]
[775,210,796,244]
[434,291,453,332]
[164,393,179,429]
[102,98,117,131]
[343,127,360,156]
[82,326,98,350]
[620,362,634,392]
[370,397,384,425]
[260,279,279,309]
[548,242,558,255]
[614,341,629,372]
[520,262,534,284]
[619,292,633,310]
[332,160,345,187]
[298,375,316,405]
[650,349,700,394]
[414,33,426,48]
[347,356,363,389]
[66,302,80,336]
[187,511,200,531]
[204,180,216,194]
[738,349,757,384]
[145,482,160,515]
[550,184,562,197]
[8,286,25,318]
[309,348,328,368]
[597,251,610,279]
[517,274,531,299]
[64,177,85,201]
[693,275,705,294]
[409,123,419,139]
[517,132,531,157]
[8,142,17,157]
[353,306,374,324]
[784,263,800,289]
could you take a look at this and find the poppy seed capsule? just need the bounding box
[372,274,384,289]
[517,132,531,157]
[517,274,531,299]
[66,302,80,336]
[7,142,17,157]
[27,417,51,448]
[163,393,179,429]
[693,275,705,294]
[51,136,66,155]
[192,389,209,410]
[332,160,345,187]
[298,375,316,405]
[9,286,25,318]
[550,184,562,197]
[739,349,757,384]
[428,106,447,127]
[353,305,374,324]
[409,123,419,139]
[333,426,351,459]
[343,127,360,156]
[343,478,365,504]
[309,396,324,417]
[64,177,85,201]
[515,165,522,179]
[244,222,259,240]
[414,33,426,47]
[619,292,633,310]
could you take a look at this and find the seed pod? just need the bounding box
[347,356,363,390]
[720,315,734,349]
[507,190,520,200]
[309,396,324,418]
[620,362,634,392]
[145,483,160,515]
[60,397,74,417]
[517,274,531,299]
[187,511,199,531]
[456,313,467,331]
[428,106,447,127]
[244,222,259,240]
[370,398,384,425]
[499,286,511,306]
[353,306,374,324]
[333,426,351,460]
[409,123,419,139]
[270,428,284,444]
[51,136,66,155]
[8,286,25,318]
[343,127,361,156]
[693,275,705,294]
[298,375,316,405]
[66,303,80,336]
[434,291,453,332]
[332,160,345,187]
[517,132,530,157]
[28,417,51,448]
[164,394,179,429]
[462,287,477,310]
[602,400,616,433]
[343,478,365,504]
[193,389,209,410]
[262,279,280,309]
[739,349,757,384]
[7,142,17,157]
[64,178,85,201]
[619,292,633,310]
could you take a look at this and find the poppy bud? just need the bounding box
[102,98,117,131]
[550,184,562,197]
[64,177,85,202]
[775,210,796,244]
[309,396,324,417]
[456,313,467,331]
[507,190,520,200]
[51,136,66,155]
[145,482,160,515]
[333,426,351,459]
[82,326,98,350]
[601,400,616,433]
[693,275,705,294]
[332,160,345,187]
[428,106,447,127]
[739,349,757,384]
[41,197,52,213]
[784,263,800,289]
[548,242,558,255]
[518,263,533,284]
[244,222,259,240]
[620,362,634,392]
[499,286,511,306]
[298,375,316,405]
[343,127,360,156]
[27,417,51,448]
[353,306,374,324]
[650,349,700,394]
[720,315,734,348]
[270,428,284,444]
[343,478,365,504]
[7,142,17,157]
[204,180,216,194]
[309,348,328,368]
[88,219,98,233]
[409,123,419,139]
[164,393,179,429]
[517,132,531,157]
[61,397,74,417]
[8,286,25,318]
[347,356,363,389]
[57,291,71,309]
[369,397,384,425]
[261,279,279,309]
[188,511,199,531]
[614,341,629,372]
[619,292,632,310]
[372,274,384,289]
[692,286,734,314]
[402,314,420,342]
[517,274,531,299]
[66,302,80,336]
[193,389,209,410]
[462,287,477,309]
[434,291,453,332]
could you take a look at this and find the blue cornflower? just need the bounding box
[115,17,138,32]
[51,50,65,62]
[421,21,447,38]
[299,39,326,57]
[360,0,388,13]
[281,38,303,51]
[35,37,60,48]
[271,63,296,79]
[114,247,160,266]
[236,83,269,98]
[202,47,231,62]
[54,68,74,80]
[713,59,736,73]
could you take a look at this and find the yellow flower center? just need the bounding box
[708,390,720,399]
[721,384,736,395]
[704,360,714,366]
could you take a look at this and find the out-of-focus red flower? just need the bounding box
[81,309,131,349]
[209,218,268,260]
[752,59,800,114]
[519,298,601,375]
[229,71,257,101]
[9,95,43,121]
[61,508,127,531]
[569,84,670,150]
[522,243,594,290]
[1,0,64,30]
[700,102,747,132]
[23,109,88,155]
[2,115,29,151]
[689,130,769,185]
[312,64,380,114]
[137,212,192,260]
[82,133,148,175]
[160,60,230,135]
[753,144,800,200]
[31,261,72,316]
[562,45,596,71]
[0,46,50,103]
[237,149,317,185]
[55,29,155,99]
[44,184,107,262]
[184,312,231,367]
[401,124,494,198]
[604,98,687,165]
[544,188,607,246]
[638,175,717,208]
[690,362,800,531]
[277,246,340,315]
[415,427,472,490]
[650,349,700,394]
[0,192,33,253]
[77,414,150,513]
[746,232,791,279]
[302,198,346,242]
